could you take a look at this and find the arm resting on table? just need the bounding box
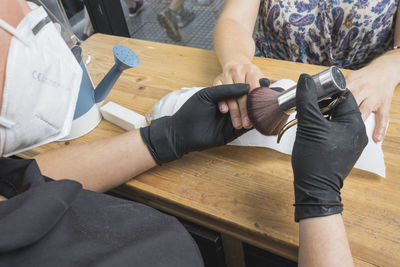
[34,130,157,193]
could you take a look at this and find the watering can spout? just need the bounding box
[94,45,140,103]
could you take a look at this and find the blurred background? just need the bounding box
[65,0,224,50]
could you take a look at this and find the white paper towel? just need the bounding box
[146,80,386,177]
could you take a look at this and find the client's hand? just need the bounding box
[346,59,398,143]
[140,84,250,165]
[292,74,368,222]
[213,62,265,129]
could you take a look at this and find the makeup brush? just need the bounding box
[247,66,347,136]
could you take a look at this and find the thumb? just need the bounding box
[296,74,325,123]
[201,84,250,103]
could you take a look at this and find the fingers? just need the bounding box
[214,72,237,114]
[213,76,223,86]
[230,73,247,129]
[201,83,250,129]
[239,73,263,129]
[227,98,242,129]
[218,101,229,113]
[359,98,374,121]
[373,105,390,143]
[246,72,262,90]
[295,74,325,123]
[237,95,252,129]
[214,76,229,113]
[212,64,263,129]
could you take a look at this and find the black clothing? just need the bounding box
[0,158,203,267]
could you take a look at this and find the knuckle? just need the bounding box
[248,64,258,71]
[230,65,242,74]
[222,71,233,80]
[213,76,223,86]
[248,76,262,88]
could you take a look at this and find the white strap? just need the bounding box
[0,19,29,46]
[0,116,16,129]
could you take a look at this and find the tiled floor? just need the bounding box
[121,0,224,50]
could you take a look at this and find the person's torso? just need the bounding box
[0,158,203,267]
[255,0,399,69]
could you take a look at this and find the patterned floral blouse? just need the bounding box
[255,0,399,69]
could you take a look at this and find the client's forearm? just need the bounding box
[34,130,157,193]
[214,17,256,68]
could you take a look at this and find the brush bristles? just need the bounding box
[247,87,289,136]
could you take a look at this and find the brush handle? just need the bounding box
[277,66,347,112]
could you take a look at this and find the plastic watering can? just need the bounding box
[60,44,140,140]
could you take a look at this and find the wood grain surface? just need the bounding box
[20,34,400,266]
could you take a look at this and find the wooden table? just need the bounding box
[20,34,400,266]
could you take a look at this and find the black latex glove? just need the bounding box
[292,74,368,222]
[140,84,250,165]
[259,78,271,87]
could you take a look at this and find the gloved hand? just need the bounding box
[140,84,250,165]
[292,74,368,222]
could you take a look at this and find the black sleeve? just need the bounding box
[0,158,46,199]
